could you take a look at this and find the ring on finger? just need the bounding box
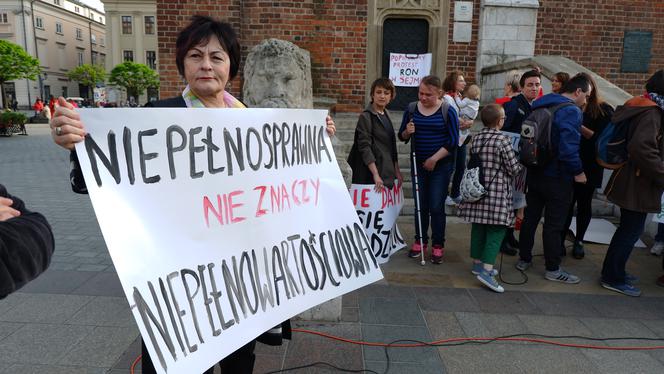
[55,126,62,136]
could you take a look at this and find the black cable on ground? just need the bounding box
[263,330,664,374]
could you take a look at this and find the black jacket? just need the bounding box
[347,105,398,187]
[502,94,533,134]
[0,184,54,298]
[580,103,614,187]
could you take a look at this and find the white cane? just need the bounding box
[409,122,426,266]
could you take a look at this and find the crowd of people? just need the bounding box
[349,68,664,296]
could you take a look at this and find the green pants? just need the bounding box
[470,223,507,265]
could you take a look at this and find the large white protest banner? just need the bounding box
[388,53,432,87]
[350,182,406,263]
[75,108,383,374]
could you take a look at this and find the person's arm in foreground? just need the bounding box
[0,185,55,298]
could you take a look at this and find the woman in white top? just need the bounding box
[442,70,473,206]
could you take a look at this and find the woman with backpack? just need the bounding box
[399,75,459,264]
[601,70,664,297]
[458,104,522,293]
[563,73,614,259]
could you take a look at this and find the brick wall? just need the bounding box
[535,0,664,96]
[156,0,368,112]
[445,0,481,86]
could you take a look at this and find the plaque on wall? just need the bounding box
[621,31,652,73]
[453,22,472,43]
[454,1,473,22]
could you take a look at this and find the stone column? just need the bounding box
[476,0,539,75]
[134,12,144,64]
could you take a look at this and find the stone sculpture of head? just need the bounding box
[243,39,313,109]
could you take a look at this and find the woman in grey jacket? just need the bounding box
[347,78,403,191]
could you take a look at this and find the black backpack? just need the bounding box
[519,102,574,167]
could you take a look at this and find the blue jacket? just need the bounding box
[531,93,584,180]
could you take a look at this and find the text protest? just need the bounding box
[75,108,383,374]
[350,182,405,263]
[388,53,432,87]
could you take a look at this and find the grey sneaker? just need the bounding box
[650,241,664,256]
[515,259,531,272]
[545,269,580,284]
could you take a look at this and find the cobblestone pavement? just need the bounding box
[1,124,664,374]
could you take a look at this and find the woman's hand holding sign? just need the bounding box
[51,97,86,151]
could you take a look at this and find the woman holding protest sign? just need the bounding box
[50,14,335,374]
[347,77,403,191]
[399,75,459,264]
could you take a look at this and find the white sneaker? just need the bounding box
[445,196,458,206]
[650,241,664,256]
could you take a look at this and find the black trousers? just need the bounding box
[563,182,596,244]
[141,339,256,374]
[518,174,574,271]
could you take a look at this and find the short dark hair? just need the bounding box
[519,69,541,88]
[421,75,442,90]
[480,103,504,128]
[645,69,664,96]
[442,70,463,92]
[370,78,396,101]
[175,15,241,79]
[553,72,570,85]
[560,73,591,94]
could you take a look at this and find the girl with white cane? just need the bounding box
[399,76,459,264]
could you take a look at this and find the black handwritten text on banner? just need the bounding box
[75,108,383,374]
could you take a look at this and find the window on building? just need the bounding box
[54,0,60,5]
[62,86,68,98]
[77,51,84,66]
[91,34,96,44]
[144,16,155,35]
[121,16,132,34]
[100,53,106,66]
[35,17,43,29]
[76,28,83,40]
[100,37,105,46]
[75,6,79,13]
[123,50,133,62]
[0,12,8,24]
[92,51,98,65]
[146,51,157,69]
[56,22,63,34]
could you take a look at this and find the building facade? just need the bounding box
[152,0,662,112]
[102,0,158,103]
[0,0,106,108]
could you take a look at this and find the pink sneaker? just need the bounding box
[431,245,444,264]
[408,241,427,258]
